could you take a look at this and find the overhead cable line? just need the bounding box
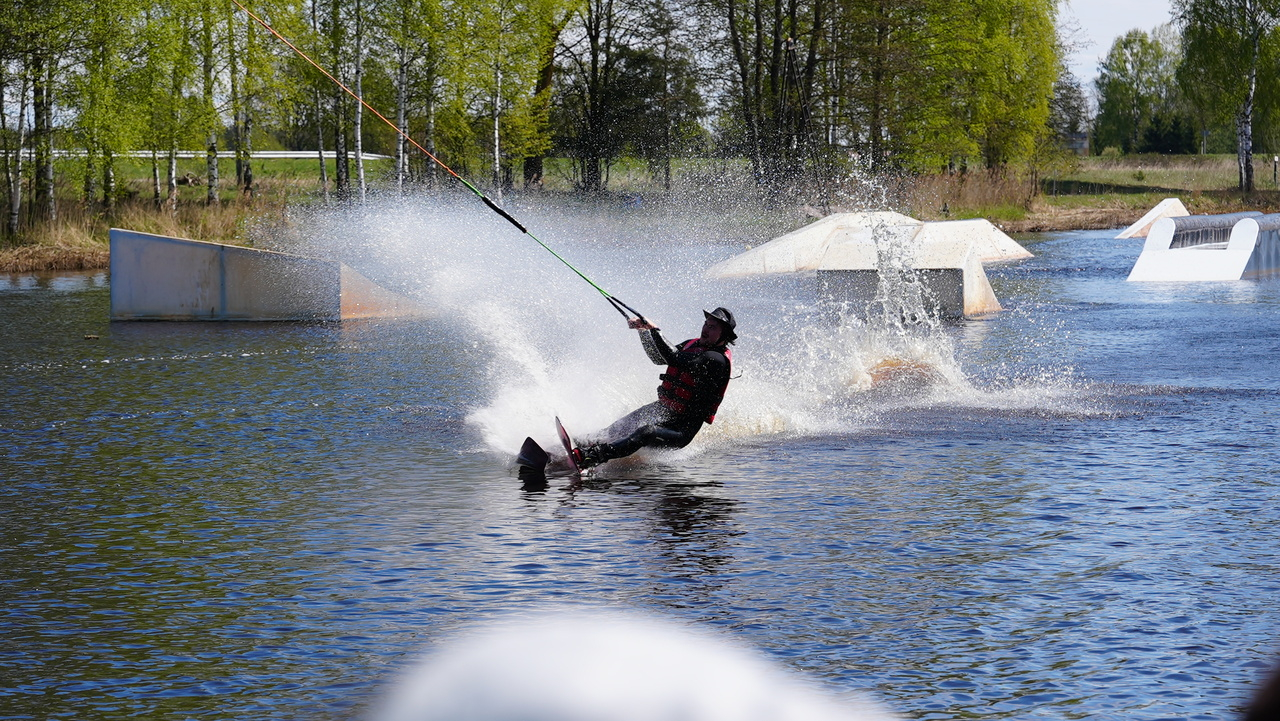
[229,0,647,323]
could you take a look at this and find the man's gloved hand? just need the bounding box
[628,318,658,331]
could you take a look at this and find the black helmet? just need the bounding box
[703,307,737,343]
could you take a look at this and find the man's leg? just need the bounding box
[596,402,668,443]
[581,422,695,466]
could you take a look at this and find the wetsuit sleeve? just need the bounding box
[639,328,677,365]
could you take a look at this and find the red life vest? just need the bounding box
[657,339,732,424]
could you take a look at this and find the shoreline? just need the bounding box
[0,245,111,274]
[1001,207,1141,234]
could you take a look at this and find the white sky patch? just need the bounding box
[1062,0,1176,84]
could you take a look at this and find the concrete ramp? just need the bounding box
[914,219,1033,263]
[706,212,1030,279]
[706,212,1023,318]
[1117,197,1190,239]
[816,239,1002,319]
[109,228,428,321]
[1126,212,1271,282]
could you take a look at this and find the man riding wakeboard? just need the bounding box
[572,307,737,469]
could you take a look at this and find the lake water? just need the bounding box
[3,206,1280,720]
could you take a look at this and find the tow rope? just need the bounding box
[230,0,648,324]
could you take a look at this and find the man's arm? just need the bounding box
[639,328,676,365]
[629,318,675,365]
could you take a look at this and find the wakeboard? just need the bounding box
[555,416,580,474]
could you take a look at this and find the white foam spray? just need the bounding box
[275,190,1101,459]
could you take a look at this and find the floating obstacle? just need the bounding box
[1124,211,1280,282]
[706,212,1030,318]
[109,228,428,321]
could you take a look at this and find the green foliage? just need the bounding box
[7,0,1240,218]
[1094,27,1184,154]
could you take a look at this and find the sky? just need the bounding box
[1062,0,1177,84]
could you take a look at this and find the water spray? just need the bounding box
[229,0,649,326]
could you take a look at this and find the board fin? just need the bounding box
[555,417,580,474]
[516,436,550,471]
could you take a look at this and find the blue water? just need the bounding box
[2,225,1280,720]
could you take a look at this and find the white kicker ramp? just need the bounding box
[1116,197,1190,239]
[705,212,1022,317]
[1125,212,1280,282]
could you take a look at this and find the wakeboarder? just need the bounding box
[570,307,737,468]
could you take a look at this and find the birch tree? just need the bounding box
[1178,0,1280,190]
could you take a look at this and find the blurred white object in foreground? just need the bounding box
[375,612,898,721]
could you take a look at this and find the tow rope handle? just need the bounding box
[607,296,652,327]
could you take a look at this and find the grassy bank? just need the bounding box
[5,153,1279,273]
[913,154,1280,233]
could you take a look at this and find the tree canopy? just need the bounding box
[0,0,1077,229]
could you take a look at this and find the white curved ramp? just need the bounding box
[1117,197,1190,239]
[1126,212,1272,282]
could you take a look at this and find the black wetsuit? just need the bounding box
[587,328,731,463]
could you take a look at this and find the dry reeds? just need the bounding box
[0,244,110,273]
[904,172,1035,221]
[1,193,292,273]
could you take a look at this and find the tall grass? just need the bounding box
[4,152,1276,273]
[903,172,1034,221]
[1,172,295,271]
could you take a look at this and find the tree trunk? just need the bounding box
[202,0,219,204]
[425,93,437,188]
[167,52,180,213]
[867,4,887,170]
[207,133,219,205]
[1240,26,1259,193]
[523,16,561,190]
[84,150,99,206]
[242,15,255,197]
[396,44,407,194]
[492,61,502,201]
[167,148,177,213]
[243,109,254,197]
[335,101,349,199]
[32,55,55,222]
[331,1,349,201]
[727,0,761,181]
[3,61,29,237]
[103,150,115,213]
[661,35,671,190]
[151,150,162,205]
[315,90,330,201]
[354,0,366,203]
[312,0,329,202]
[228,3,243,188]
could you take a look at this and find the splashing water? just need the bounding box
[276,192,1097,460]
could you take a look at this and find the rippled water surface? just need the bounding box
[3,221,1280,720]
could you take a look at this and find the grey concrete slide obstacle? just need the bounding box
[705,212,1031,318]
[109,228,427,321]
